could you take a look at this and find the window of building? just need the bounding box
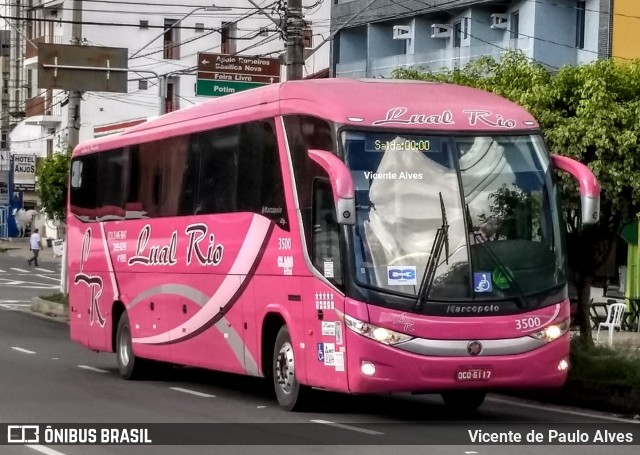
[1,131,7,150]
[164,77,179,113]
[220,22,236,54]
[576,0,586,49]
[195,23,204,33]
[139,20,149,29]
[163,19,180,59]
[303,26,313,48]
[453,21,462,48]
[26,70,33,99]
[510,11,519,41]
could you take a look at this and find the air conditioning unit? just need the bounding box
[431,24,452,39]
[393,25,412,40]
[490,14,508,29]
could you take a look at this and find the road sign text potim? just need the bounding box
[195,80,263,97]
[196,53,280,97]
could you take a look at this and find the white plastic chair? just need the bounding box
[596,303,626,346]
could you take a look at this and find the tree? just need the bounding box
[394,52,640,343]
[36,148,71,224]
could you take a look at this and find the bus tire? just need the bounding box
[116,312,147,380]
[273,325,310,411]
[441,390,486,413]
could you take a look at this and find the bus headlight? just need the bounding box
[344,314,414,345]
[530,319,570,342]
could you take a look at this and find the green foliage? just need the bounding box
[394,52,640,341]
[36,149,71,222]
[477,184,542,241]
[393,52,640,219]
[569,337,640,389]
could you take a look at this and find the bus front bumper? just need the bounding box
[345,331,570,394]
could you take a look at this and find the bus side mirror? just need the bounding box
[308,149,355,225]
[551,154,600,225]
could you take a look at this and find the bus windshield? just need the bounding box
[342,130,565,303]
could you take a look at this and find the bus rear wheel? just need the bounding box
[441,390,486,413]
[273,325,310,411]
[116,313,148,380]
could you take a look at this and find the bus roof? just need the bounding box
[74,78,539,156]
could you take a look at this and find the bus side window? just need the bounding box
[196,126,239,215]
[237,119,289,229]
[311,179,343,287]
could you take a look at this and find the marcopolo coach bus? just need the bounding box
[67,78,600,412]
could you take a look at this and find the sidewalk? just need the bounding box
[0,237,62,262]
[593,330,640,350]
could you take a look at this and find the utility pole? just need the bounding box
[285,0,305,80]
[67,0,83,151]
[60,0,83,294]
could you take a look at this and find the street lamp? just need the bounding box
[129,4,232,59]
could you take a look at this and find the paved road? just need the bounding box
[0,255,638,455]
[0,251,61,304]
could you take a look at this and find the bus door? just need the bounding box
[302,178,348,391]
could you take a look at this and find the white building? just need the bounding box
[2,0,330,153]
[0,0,329,239]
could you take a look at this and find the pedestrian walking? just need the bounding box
[28,228,41,267]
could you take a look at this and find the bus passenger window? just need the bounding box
[237,120,288,229]
[196,127,239,215]
[311,179,343,287]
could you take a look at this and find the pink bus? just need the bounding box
[68,78,600,412]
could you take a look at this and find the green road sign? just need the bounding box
[196,79,264,97]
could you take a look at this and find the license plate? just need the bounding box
[456,367,492,382]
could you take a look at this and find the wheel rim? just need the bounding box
[118,324,131,367]
[275,341,295,394]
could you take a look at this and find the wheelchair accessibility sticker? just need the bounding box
[473,272,492,293]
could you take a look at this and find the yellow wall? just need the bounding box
[612,0,640,61]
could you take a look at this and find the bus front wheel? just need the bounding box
[116,313,147,380]
[441,390,486,413]
[273,325,310,411]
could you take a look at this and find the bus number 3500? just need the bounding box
[515,317,541,330]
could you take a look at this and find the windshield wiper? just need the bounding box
[415,192,449,312]
[466,205,528,309]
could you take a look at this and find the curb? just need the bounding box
[31,296,69,321]
[501,379,640,416]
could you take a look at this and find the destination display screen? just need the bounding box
[373,139,431,151]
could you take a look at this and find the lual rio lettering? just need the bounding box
[126,224,224,267]
[464,109,517,128]
[373,107,454,126]
[371,107,518,128]
[185,224,224,266]
[128,225,178,266]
